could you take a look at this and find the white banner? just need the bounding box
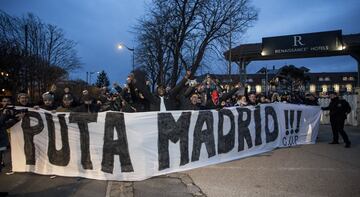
[10,103,321,181]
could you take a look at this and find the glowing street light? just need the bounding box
[117,43,135,71]
[337,44,346,51]
[1,71,9,77]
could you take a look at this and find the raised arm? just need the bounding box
[220,84,240,102]
[169,70,191,98]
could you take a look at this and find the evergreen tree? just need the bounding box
[95,70,110,88]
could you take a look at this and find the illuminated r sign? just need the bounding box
[293,36,305,47]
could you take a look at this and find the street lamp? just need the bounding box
[117,43,135,71]
[86,71,100,85]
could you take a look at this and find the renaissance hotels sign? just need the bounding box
[261,30,343,56]
[10,103,320,181]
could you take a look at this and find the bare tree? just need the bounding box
[0,10,81,100]
[135,0,257,88]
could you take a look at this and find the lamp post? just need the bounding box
[265,66,268,97]
[117,43,135,71]
[86,71,100,85]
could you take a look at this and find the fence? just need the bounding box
[318,95,358,126]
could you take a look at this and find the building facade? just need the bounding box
[200,65,357,96]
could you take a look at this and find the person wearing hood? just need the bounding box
[56,94,76,112]
[39,92,58,111]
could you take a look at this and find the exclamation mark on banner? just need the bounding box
[284,110,289,135]
[295,111,302,133]
[289,110,295,134]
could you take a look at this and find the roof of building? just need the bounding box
[224,33,360,62]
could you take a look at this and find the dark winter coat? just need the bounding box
[135,77,188,111]
[304,98,319,106]
[322,97,351,121]
[0,111,19,150]
[178,86,205,110]
[74,103,100,113]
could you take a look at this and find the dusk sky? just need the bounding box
[1,0,360,84]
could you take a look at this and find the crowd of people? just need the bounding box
[0,70,352,173]
[1,70,321,115]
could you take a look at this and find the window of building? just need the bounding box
[346,84,352,92]
[333,84,340,92]
[255,85,262,93]
[247,78,253,83]
[319,77,324,81]
[343,76,348,81]
[325,77,330,81]
[322,84,328,92]
[309,84,316,93]
[349,76,354,81]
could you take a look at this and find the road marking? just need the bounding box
[105,181,112,197]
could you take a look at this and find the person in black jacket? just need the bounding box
[56,94,76,112]
[178,84,205,110]
[131,70,191,111]
[247,92,258,106]
[74,94,99,113]
[0,96,25,172]
[304,93,319,106]
[321,92,351,148]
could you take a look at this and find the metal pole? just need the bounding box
[89,72,93,86]
[358,60,360,88]
[228,17,232,78]
[265,66,268,97]
[240,59,245,84]
[132,49,135,71]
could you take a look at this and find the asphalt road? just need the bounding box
[187,125,360,197]
[0,125,359,197]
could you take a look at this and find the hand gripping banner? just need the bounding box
[10,103,321,181]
